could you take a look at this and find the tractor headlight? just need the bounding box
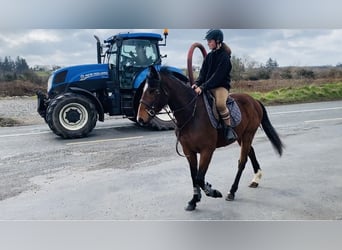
[47,75,53,92]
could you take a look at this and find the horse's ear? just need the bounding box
[148,65,160,81]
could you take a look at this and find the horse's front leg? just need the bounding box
[197,150,223,199]
[184,151,201,211]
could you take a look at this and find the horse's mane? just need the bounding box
[159,66,192,89]
[158,66,196,100]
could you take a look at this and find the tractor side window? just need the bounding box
[144,45,158,65]
[120,42,135,67]
[108,43,118,67]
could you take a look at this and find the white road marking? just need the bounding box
[0,123,131,138]
[271,106,342,115]
[0,131,50,138]
[304,117,342,123]
[66,136,144,146]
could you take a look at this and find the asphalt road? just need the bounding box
[0,101,341,220]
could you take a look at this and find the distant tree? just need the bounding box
[0,55,46,84]
[231,55,245,81]
[265,57,278,70]
[1,56,15,72]
[257,65,271,79]
[52,65,62,71]
[15,56,30,74]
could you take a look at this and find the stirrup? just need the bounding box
[224,125,237,143]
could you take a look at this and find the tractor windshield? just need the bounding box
[120,39,159,67]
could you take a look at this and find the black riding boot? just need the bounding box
[219,109,237,143]
[223,123,237,144]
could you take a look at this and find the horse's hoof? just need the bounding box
[225,193,235,201]
[249,182,259,188]
[213,190,223,198]
[204,182,222,198]
[185,203,196,211]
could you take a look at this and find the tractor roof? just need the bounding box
[104,33,163,44]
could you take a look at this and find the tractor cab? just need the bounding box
[106,34,162,89]
[96,32,166,88]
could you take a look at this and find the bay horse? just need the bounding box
[137,66,284,211]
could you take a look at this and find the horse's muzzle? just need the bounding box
[137,117,148,126]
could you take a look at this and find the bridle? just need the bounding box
[139,90,160,118]
[139,77,198,157]
[139,79,198,127]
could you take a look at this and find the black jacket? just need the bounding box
[195,46,232,91]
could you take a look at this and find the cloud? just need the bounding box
[1,29,341,67]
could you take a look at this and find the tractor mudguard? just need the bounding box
[133,65,188,89]
[69,87,105,121]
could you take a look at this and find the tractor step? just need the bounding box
[121,94,135,117]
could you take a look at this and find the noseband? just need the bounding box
[139,98,158,118]
[139,84,162,118]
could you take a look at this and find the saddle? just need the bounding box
[203,91,241,129]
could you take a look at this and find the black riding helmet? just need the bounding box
[205,29,224,43]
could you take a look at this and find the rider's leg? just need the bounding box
[211,87,237,142]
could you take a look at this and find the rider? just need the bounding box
[192,29,237,143]
[129,43,149,66]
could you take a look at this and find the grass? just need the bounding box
[237,81,342,105]
[0,117,22,127]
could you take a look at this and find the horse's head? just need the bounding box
[137,66,169,126]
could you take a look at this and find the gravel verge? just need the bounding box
[0,96,44,126]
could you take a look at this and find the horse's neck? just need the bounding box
[165,80,198,125]
[166,80,194,110]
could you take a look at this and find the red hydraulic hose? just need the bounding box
[187,42,207,85]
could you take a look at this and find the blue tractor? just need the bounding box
[37,30,188,139]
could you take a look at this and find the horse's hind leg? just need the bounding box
[248,146,262,188]
[226,135,252,201]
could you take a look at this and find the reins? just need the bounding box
[141,71,198,158]
[165,94,198,158]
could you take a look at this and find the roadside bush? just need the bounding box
[296,68,315,79]
[0,81,45,97]
[280,68,293,79]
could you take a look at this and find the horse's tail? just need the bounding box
[258,101,284,156]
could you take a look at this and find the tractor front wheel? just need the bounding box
[46,93,97,139]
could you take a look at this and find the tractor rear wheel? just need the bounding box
[148,105,176,130]
[46,93,97,139]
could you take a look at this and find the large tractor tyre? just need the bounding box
[129,105,175,130]
[148,107,176,130]
[46,93,98,139]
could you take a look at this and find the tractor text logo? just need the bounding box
[80,71,108,81]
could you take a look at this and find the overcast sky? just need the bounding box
[1,29,342,69]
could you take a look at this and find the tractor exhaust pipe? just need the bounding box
[94,35,102,64]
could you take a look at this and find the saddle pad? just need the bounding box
[203,93,242,128]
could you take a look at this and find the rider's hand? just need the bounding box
[194,86,202,95]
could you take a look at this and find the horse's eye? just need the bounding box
[148,88,159,95]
